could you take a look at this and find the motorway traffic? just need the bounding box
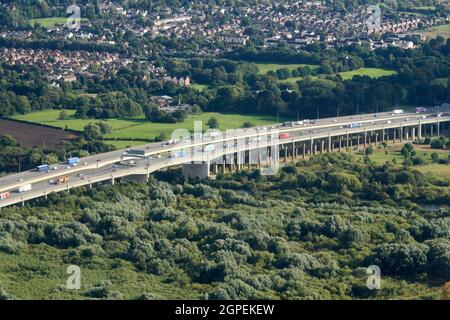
[1,107,449,208]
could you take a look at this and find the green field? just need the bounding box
[29,17,88,28]
[411,23,450,39]
[338,68,397,80]
[190,84,208,92]
[256,63,319,74]
[355,143,450,178]
[433,77,448,86]
[12,109,287,146]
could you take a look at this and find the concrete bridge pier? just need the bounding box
[121,174,149,184]
[182,161,210,179]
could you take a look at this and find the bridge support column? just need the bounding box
[182,161,210,179]
[418,123,422,140]
[430,124,434,137]
[302,143,306,159]
[346,132,349,151]
[292,143,296,161]
[363,131,367,149]
[328,136,332,153]
[412,127,416,141]
[393,129,396,143]
[400,126,403,142]
[406,127,410,140]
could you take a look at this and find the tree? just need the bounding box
[83,124,103,141]
[58,109,69,120]
[401,143,414,158]
[431,152,440,163]
[207,117,219,129]
[367,243,428,277]
[242,121,255,128]
[365,146,374,156]
[425,239,450,280]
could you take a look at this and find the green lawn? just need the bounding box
[190,84,208,92]
[256,63,319,74]
[29,17,88,28]
[432,78,448,86]
[12,109,288,143]
[338,68,397,80]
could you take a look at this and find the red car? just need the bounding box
[279,133,290,139]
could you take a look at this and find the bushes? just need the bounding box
[0,234,24,254]
[425,239,450,280]
[366,243,428,277]
[47,222,102,248]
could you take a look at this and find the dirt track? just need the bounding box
[0,119,78,149]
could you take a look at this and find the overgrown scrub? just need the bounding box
[0,153,449,299]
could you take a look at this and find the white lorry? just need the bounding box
[18,184,32,193]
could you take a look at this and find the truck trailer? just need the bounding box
[67,157,80,165]
[18,184,32,193]
[37,164,49,172]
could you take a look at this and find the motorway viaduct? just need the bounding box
[0,110,450,209]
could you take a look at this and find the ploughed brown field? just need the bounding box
[0,119,78,149]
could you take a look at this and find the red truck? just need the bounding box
[0,192,11,200]
[279,133,290,139]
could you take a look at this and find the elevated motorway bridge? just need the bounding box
[1,109,449,209]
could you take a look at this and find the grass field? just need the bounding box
[433,77,448,86]
[29,17,88,28]
[12,109,287,147]
[256,63,319,74]
[355,143,450,178]
[279,68,396,83]
[190,84,208,92]
[338,68,397,80]
[411,23,450,39]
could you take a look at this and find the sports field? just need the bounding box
[338,68,397,80]
[256,63,319,74]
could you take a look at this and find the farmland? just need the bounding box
[0,119,78,149]
[11,109,287,148]
[410,23,450,39]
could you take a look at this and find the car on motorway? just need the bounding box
[52,166,58,170]
[83,162,88,165]
[386,120,392,124]
[156,155,162,159]
[77,173,83,177]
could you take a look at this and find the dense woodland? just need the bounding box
[0,153,449,299]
